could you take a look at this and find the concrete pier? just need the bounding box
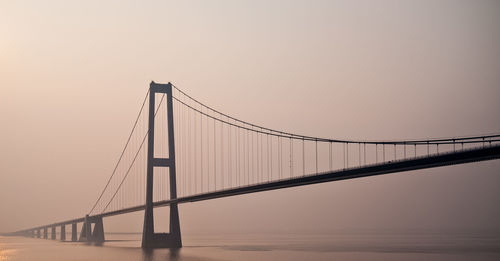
[51,227,56,240]
[60,225,66,241]
[71,223,77,241]
[79,215,105,243]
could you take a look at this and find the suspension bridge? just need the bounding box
[6,82,500,248]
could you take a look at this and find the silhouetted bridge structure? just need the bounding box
[6,82,500,248]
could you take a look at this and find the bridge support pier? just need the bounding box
[37,229,41,238]
[142,203,182,248]
[60,225,66,241]
[141,82,182,249]
[92,216,105,243]
[79,215,91,242]
[43,227,47,239]
[51,227,56,240]
[71,223,77,241]
[79,215,105,243]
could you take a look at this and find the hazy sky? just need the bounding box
[1,0,500,234]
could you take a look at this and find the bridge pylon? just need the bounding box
[142,82,182,248]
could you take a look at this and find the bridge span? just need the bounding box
[7,82,500,248]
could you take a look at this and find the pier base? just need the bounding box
[79,215,105,243]
[142,203,182,248]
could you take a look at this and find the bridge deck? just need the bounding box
[13,145,500,233]
[100,145,500,218]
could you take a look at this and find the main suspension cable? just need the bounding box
[100,94,166,214]
[89,89,149,214]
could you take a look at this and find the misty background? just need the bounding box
[1,0,500,235]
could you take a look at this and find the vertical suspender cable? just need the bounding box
[277,135,280,179]
[302,138,305,176]
[332,142,335,170]
[346,142,349,168]
[358,143,361,167]
[270,134,273,180]
[221,121,224,188]
[267,133,270,181]
[261,130,263,182]
[206,110,209,192]
[200,105,203,193]
[364,143,366,165]
[228,123,231,187]
[247,129,249,184]
[251,128,253,183]
[182,106,185,196]
[188,105,191,195]
[290,137,293,178]
[315,139,318,174]
[329,142,332,170]
[258,133,261,182]
[279,136,282,179]
[214,117,216,190]
[194,104,197,194]
[237,126,239,186]
[382,144,385,162]
[344,143,346,168]
[256,131,259,182]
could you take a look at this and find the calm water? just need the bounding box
[1,231,500,261]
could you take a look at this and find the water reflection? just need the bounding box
[142,248,181,261]
[2,232,500,261]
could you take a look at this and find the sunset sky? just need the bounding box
[1,0,500,234]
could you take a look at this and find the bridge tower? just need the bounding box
[142,82,182,248]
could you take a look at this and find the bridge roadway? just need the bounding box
[16,144,499,234]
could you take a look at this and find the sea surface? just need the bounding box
[1,231,500,261]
